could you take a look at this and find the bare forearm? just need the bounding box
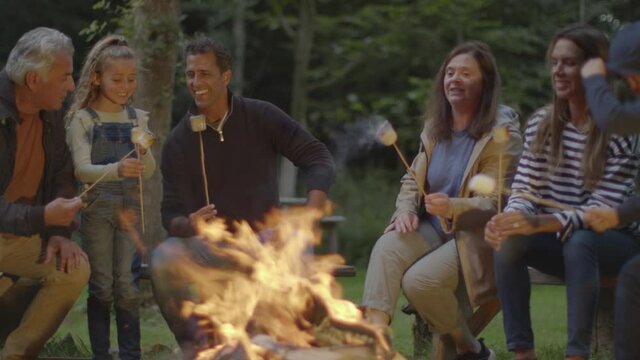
[532,214,563,233]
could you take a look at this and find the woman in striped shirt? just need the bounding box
[484,24,640,360]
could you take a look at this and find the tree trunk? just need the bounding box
[232,0,247,95]
[278,0,315,198]
[131,0,181,251]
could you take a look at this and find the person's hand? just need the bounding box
[189,204,217,228]
[485,211,539,250]
[44,236,88,273]
[384,212,418,234]
[581,58,606,79]
[585,207,619,233]
[44,197,83,227]
[424,193,453,218]
[118,158,144,178]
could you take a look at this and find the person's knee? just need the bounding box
[402,266,442,301]
[563,230,597,261]
[151,237,189,272]
[65,259,91,288]
[619,256,640,288]
[369,231,405,263]
[494,236,526,267]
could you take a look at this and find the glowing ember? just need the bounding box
[375,121,398,146]
[163,208,400,359]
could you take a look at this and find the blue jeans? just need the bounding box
[615,253,640,360]
[81,187,141,360]
[494,230,640,357]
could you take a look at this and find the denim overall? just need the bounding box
[81,106,141,360]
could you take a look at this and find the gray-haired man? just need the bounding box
[0,27,89,359]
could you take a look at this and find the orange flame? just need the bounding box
[159,207,395,359]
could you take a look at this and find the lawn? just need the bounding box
[48,269,613,359]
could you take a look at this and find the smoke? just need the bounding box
[331,115,388,170]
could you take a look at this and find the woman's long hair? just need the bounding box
[425,41,501,142]
[67,34,135,121]
[531,24,610,189]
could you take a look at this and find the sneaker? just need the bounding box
[454,338,496,360]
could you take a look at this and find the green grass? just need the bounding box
[49,271,612,359]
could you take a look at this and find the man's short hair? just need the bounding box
[184,37,233,73]
[5,27,74,86]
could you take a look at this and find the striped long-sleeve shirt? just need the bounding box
[505,107,640,240]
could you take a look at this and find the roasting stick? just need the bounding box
[492,127,510,213]
[135,143,145,233]
[79,148,137,198]
[190,115,211,205]
[376,120,428,198]
[468,174,575,212]
[130,126,156,234]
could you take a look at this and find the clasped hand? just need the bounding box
[485,211,538,250]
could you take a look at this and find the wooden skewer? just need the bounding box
[514,191,575,211]
[199,132,211,205]
[79,148,137,198]
[497,153,504,213]
[392,142,428,198]
[136,144,145,234]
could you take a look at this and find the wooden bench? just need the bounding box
[403,267,616,359]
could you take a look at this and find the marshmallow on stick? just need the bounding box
[131,126,156,150]
[376,120,427,198]
[468,174,574,211]
[79,148,137,198]
[131,127,156,234]
[190,115,211,205]
[492,127,510,213]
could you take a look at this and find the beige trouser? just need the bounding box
[0,234,90,360]
[362,221,464,333]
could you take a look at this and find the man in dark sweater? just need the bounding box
[151,37,335,356]
[581,21,640,360]
[0,27,89,359]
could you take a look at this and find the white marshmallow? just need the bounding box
[376,120,398,146]
[190,115,207,132]
[468,174,496,195]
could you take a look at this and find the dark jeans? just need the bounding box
[615,254,640,360]
[494,230,640,357]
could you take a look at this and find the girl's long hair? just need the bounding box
[531,24,610,189]
[67,34,135,121]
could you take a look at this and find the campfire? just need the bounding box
[163,207,402,360]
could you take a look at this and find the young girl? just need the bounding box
[66,35,155,360]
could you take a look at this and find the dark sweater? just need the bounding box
[584,75,640,136]
[161,94,335,237]
[584,75,640,225]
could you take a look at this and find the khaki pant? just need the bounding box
[0,234,89,360]
[362,221,464,333]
